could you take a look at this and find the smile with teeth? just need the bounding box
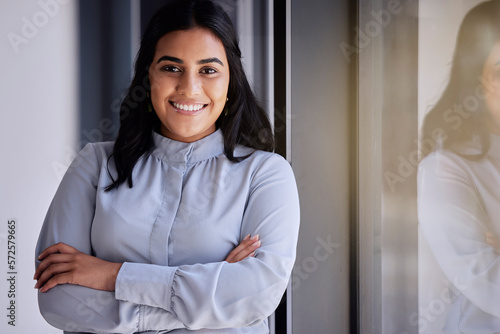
[171,102,207,112]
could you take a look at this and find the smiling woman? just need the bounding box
[33,0,300,333]
[150,27,230,142]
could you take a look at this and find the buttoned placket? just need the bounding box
[149,142,195,266]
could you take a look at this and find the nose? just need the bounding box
[177,71,201,97]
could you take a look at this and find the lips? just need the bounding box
[170,101,208,115]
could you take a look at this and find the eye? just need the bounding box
[200,67,217,74]
[161,65,181,73]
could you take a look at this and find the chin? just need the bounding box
[161,125,214,142]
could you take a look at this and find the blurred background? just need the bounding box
[0,0,486,333]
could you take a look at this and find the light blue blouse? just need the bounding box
[35,129,300,334]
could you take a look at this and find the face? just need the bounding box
[149,27,230,142]
[482,40,500,135]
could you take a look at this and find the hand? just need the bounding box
[225,234,261,263]
[34,242,122,293]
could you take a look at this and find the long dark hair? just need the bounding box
[106,0,274,191]
[421,0,500,158]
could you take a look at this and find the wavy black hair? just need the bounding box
[106,0,274,191]
[421,0,500,158]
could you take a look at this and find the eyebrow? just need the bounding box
[157,55,224,66]
[198,57,224,66]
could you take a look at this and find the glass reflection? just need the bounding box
[418,1,500,332]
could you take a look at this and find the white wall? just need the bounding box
[418,1,485,333]
[0,0,78,333]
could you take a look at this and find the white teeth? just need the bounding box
[173,102,204,111]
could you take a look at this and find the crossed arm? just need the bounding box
[34,234,261,293]
[34,143,300,333]
[418,152,500,318]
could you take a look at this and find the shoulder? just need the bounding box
[419,135,489,173]
[417,149,480,202]
[74,141,114,164]
[64,141,115,177]
[418,149,472,179]
[84,141,114,158]
[233,147,296,187]
[235,146,292,171]
[52,141,116,194]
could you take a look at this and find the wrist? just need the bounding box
[108,262,123,291]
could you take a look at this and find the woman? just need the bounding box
[418,0,500,332]
[33,1,300,333]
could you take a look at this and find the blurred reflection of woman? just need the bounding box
[418,0,500,332]
[33,1,300,333]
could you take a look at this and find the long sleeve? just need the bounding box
[418,150,500,319]
[36,129,299,333]
[35,143,185,333]
[115,154,300,330]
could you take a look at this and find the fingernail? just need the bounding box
[244,234,250,240]
[249,252,255,257]
[250,234,259,241]
[252,240,261,247]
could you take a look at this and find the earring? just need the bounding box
[224,97,229,116]
[147,92,153,113]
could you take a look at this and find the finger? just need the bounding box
[242,234,258,243]
[227,236,259,260]
[238,234,259,248]
[225,235,261,263]
[236,234,257,249]
[34,253,75,280]
[35,262,74,290]
[226,235,258,256]
[34,253,75,279]
[38,272,74,293]
[38,242,78,261]
[237,240,261,259]
[236,236,260,254]
[230,240,261,262]
[234,234,259,255]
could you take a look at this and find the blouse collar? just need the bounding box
[150,129,225,165]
